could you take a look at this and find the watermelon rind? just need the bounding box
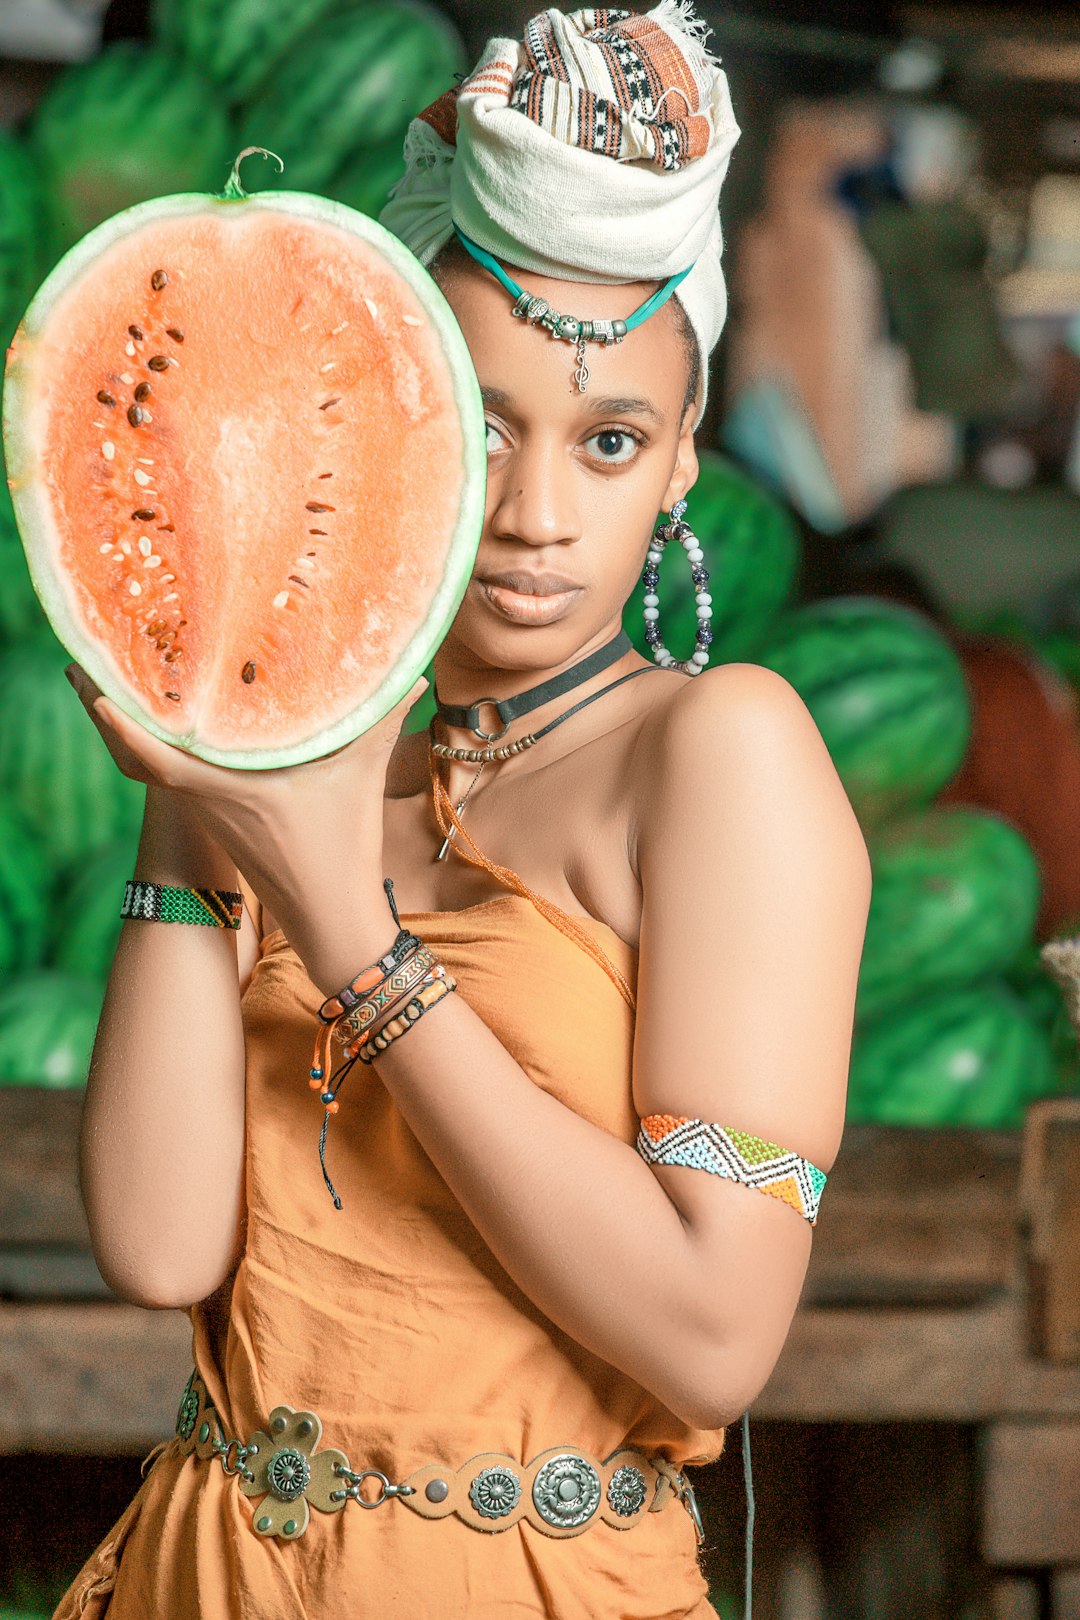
[2,183,486,770]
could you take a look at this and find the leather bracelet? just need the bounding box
[354,974,456,1062]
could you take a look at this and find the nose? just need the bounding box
[487,435,582,549]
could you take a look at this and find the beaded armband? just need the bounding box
[121,879,243,929]
[637,1115,827,1226]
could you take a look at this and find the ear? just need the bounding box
[660,405,699,512]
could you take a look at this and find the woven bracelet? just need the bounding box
[636,1115,828,1226]
[121,879,244,930]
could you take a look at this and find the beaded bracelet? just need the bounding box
[356,974,457,1063]
[333,946,442,1049]
[636,1115,828,1226]
[121,879,244,929]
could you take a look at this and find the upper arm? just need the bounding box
[632,663,872,1411]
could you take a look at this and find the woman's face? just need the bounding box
[435,256,699,674]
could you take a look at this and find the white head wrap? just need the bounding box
[379,1,740,429]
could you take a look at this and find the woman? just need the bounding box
[55,5,870,1617]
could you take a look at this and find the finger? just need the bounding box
[91,695,199,791]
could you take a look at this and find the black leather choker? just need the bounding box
[433,629,634,742]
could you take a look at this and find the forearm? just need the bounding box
[79,787,247,1309]
[300,901,726,1433]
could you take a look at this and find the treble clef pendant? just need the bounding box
[572,334,590,394]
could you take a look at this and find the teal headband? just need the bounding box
[450,223,693,392]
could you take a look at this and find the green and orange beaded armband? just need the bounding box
[637,1115,828,1226]
[120,879,244,929]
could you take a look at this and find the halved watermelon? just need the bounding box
[2,150,485,768]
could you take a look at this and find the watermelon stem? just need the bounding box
[222,147,285,201]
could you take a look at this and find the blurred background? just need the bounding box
[2,1,1080,1616]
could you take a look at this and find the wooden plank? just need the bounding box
[989,1575,1043,1620]
[0,1302,191,1453]
[1020,1099,1080,1363]
[1051,1570,1080,1619]
[756,1296,1080,1422]
[0,1247,113,1299]
[982,1422,1080,1565]
[0,1089,87,1245]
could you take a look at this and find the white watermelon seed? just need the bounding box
[364,298,378,319]
[295,556,316,569]
[129,580,142,595]
[125,342,136,357]
[163,592,179,601]
[101,442,115,460]
[273,591,289,609]
[119,372,135,385]
[136,457,154,465]
[138,537,152,555]
[133,469,151,486]
[99,542,113,553]
[120,539,132,554]
[143,557,162,567]
[141,410,153,423]
[402,315,423,327]
[319,361,337,372]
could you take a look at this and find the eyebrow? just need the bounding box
[480,384,665,426]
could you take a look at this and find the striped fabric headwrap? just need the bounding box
[379,1,740,429]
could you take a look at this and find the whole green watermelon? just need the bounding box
[624,450,801,668]
[0,969,103,1086]
[53,837,140,983]
[753,596,971,830]
[154,0,345,104]
[238,0,466,193]
[856,806,1041,1023]
[847,978,1054,1129]
[30,43,233,259]
[0,132,47,351]
[324,138,408,219]
[0,640,145,872]
[0,803,51,974]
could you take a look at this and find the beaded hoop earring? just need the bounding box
[641,497,712,675]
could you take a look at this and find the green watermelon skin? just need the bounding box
[53,837,140,983]
[0,132,47,351]
[0,804,51,974]
[159,0,345,103]
[856,806,1041,1023]
[753,596,971,831]
[238,1,467,193]
[30,43,234,259]
[0,641,145,872]
[0,969,103,1086]
[324,139,408,219]
[624,450,801,667]
[847,978,1054,1129]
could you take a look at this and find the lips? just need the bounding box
[479,572,580,596]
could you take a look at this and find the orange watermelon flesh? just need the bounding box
[3,193,485,767]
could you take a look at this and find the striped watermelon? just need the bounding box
[53,838,139,984]
[0,641,145,871]
[0,804,50,974]
[847,979,1054,1129]
[625,449,800,667]
[30,43,233,259]
[753,596,971,830]
[237,1,467,193]
[0,969,103,1086]
[152,0,346,104]
[324,139,408,220]
[0,132,47,351]
[856,806,1041,1023]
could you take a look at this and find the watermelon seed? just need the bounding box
[101,442,115,461]
[364,298,379,320]
[127,405,144,427]
[242,662,257,683]
[136,456,154,465]
[273,591,290,609]
[166,328,184,343]
[295,557,316,568]
[119,372,135,385]
[306,502,334,512]
[318,398,341,411]
[134,382,152,402]
[157,524,175,532]
[288,575,310,588]
[99,543,113,553]
[97,390,117,407]
[151,269,168,290]
[128,325,144,340]
[147,620,166,635]
[305,550,316,556]
[163,592,179,602]
[402,316,423,327]
[144,557,162,567]
[309,528,328,535]
[164,649,182,662]
[129,581,142,596]
[132,509,156,521]
[138,537,152,555]
[148,355,170,372]
[133,469,152,486]
[120,540,133,554]
[165,692,180,701]
[318,472,333,478]
[319,361,337,373]
[125,342,137,357]
[141,409,153,422]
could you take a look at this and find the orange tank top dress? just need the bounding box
[52,886,727,1620]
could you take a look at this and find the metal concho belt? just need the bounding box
[171,1368,706,1545]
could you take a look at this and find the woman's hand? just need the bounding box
[65,662,429,957]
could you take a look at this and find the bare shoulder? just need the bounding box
[629,661,870,873]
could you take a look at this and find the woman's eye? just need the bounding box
[485,421,506,455]
[585,429,641,464]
